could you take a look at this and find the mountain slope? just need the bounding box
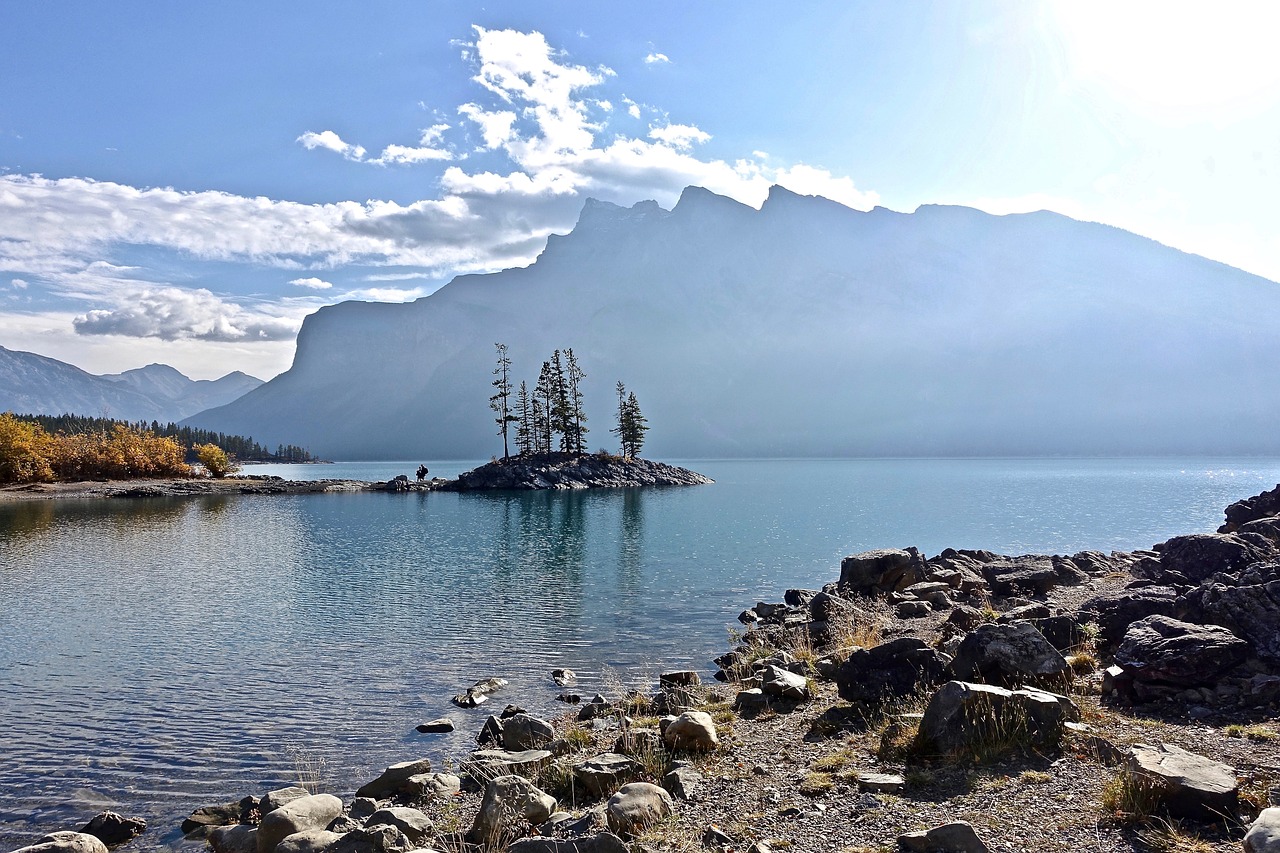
[189,185,1280,458]
[0,348,262,422]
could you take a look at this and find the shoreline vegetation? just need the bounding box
[11,485,1280,853]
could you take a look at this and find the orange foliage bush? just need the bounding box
[0,414,193,484]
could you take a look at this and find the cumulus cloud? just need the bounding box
[296,130,367,161]
[10,277,26,289]
[648,123,711,150]
[458,103,518,149]
[73,284,301,341]
[289,277,333,289]
[644,52,670,64]
[374,124,453,164]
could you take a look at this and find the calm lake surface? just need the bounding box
[3,457,1280,850]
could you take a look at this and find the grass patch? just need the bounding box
[1018,769,1053,785]
[811,747,857,772]
[798,771,835,796]
[1067,651,1098,674]
[1132,818,1217,853]
[1101,770,1165,823]
[1225,723,1278,742]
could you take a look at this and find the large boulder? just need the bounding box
[1125,743,1238,820]
[1114,616,1248,687]
[1079,585,1182,648]
[1154,533,1274,583]
[948,622,1069,686]
[1245,806,1280,852]
[839,548,924,594]
[508,833,626,853]
[79,812,146,847]
[462,749,553,782]
[1221,484,1280,532]
[328,826,412,853]
[469,775,557,846]
[503,713,556,751]
[257,794,344,853]
[403,772,461,800]
[182,797,259,836]
[11,833,110,853]
[760,665,810,700]
[835,637,949,703]
[916,681,1079,756]
[663,711,718,753]
[355,758,433,799]
[605,783,673,836]
[260,787,311,816]
[1184,580,1280,664]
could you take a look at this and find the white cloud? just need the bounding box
[9,277,26,289]
[296,130,367,161]
[374,124,453,164]
[458,103,518,149]
[73,284,301,342]
[644,52,670,65]
[289,277,333,290]
[339,286,426,302]
[648,123,711,150]
[773,164,881,211]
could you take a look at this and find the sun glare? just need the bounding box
[1051,0,1280,122]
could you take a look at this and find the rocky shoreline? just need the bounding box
[0,455,710,503]
[11,486,1280,853]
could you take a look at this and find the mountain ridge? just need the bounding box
[187,185,1280,459]
[0,347,263,423]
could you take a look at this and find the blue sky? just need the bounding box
[2,1,1278,378]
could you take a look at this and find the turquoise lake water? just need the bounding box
[3,457,1280,850]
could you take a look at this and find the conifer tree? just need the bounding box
[514,381,533,456]
[489,343,518,459]
[535,360,555,453]
[619,391,649,458]
[565,348,588,454]
[611,380,627,455]
[549,349,573,452]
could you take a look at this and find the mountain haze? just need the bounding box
[189,186,1280,459]
[0,347,262,422]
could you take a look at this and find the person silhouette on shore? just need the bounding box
[416,464,429,482]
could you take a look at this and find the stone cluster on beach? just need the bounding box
[12,484,1280,853]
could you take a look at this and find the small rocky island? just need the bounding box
[439,452,713,491]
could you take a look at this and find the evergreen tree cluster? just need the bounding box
[488,344,648,459]
[11,413,315,463]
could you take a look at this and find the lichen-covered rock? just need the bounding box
[328,825,412,853]
[469,775,557,845]
[208,826,259,853]
[260,787,311,816]
[1184,580,1280,664]
[508,833,626,853]
[760,665,810,700]
[182,797,258,836]
[1079,585,1182,648]
[574,753,642,798]
[980,556,1060,596]
[1153,533,1274,583]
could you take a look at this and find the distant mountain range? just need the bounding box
[185,184,1280,459]
[0,346,262,423]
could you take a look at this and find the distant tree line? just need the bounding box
[489,344,648,460]
[11,413,314,463]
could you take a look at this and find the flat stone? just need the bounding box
[575,752,642,798]
[355,758,433,799]
[275,830,342,853]
[899,821,989,852]
[462,749,553,784]
[1126,743,1238,820]
[366,807,431,843]
[11,833,110,853]
[415,718,455,734]
[857,773,905,794]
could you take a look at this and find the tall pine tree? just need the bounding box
[489,343,518,459]
[565,348,588,454]
[535,360,556,453]
[514,381,533,456]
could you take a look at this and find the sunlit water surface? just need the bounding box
[3,457,1279,850]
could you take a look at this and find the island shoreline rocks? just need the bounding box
[9,484,1280,853]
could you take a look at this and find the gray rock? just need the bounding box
[551,668,577,687]
[324,818,360,835]
[329,825,412,853]
[275,830,343,853]
[507,832,626,853]
[208,826,259,853]
[503,713,556,751]
[366,808,431,843]
[1155,533,1274,583]
[260,787,311,816]
[1125,743,1238,820]
[257,794,345,853]
[605,783,674,836]
[356,759,433,799]
[452,676,508,708]
[613,727,664,757]
[948,622,1069,686]
[1114,616,1248,687]
[1080,585,1182,648]
[980,556,1059,596]
[402,772,461,800]
[11,833,111,853]
[916,681,1079,755]
[659,670,700,687]
[476,715,504,746]
[469,775,557,845]
[898,820,989,852]
[662,765,702,801]
[896,600,932,619]
[1186,580,1280,663]
[1245,806,1280,852]
[79,811,146,847]
[761,665,810,700]
[462,749,553,783]
[856,773,904,794]
[734,688,771,715]
[835,637,949,704]
[663,710,718,752]
[350,799,378,821]
[839,548,924,594]
[182,797,258,836]
[996,603,1051,623]
[574,753,642,798]
[415,718,454,734]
